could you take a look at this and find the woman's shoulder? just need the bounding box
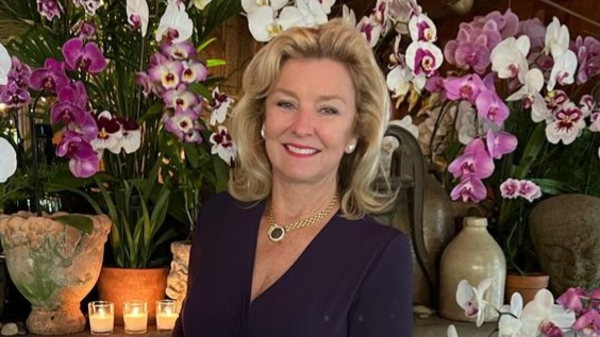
[334,215,409,251]
[203,192,264,212]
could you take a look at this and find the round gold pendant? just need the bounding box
[268,224,285,242]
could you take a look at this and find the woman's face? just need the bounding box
[264,58,357,188]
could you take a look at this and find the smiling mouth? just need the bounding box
[285,144,319,155]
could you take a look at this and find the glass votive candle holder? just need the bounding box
[88,301,114,335]
[156,299,179,332]
[123,301,148,334]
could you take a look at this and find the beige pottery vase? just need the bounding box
[97,266,169,324]
[0,212,111,335]
[166,241,191,312]
[438,217,506,322]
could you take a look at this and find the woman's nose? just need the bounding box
[291,108,314,136]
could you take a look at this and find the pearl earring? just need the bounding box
[347,142,356,153]
[260,125,265,139]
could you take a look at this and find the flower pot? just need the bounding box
[166,240,191,310]
[505,273,549,305]
[530,194,600,295]
[0,212,111,335]
[97,266,169,324]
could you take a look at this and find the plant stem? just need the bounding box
[29,93,43,216]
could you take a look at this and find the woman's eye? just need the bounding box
[320,107,339,115]
[277,101,295,109]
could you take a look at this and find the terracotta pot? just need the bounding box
[505,273,549,305]
[97,266,169,324]
[0,212,111,335]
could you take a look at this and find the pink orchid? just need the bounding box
[444,74,484,104]
[557,287,586,314]
[486,129,518,159]
[448,138,495,179]
[450,176,487,203]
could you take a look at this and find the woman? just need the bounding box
[173,19,413,336]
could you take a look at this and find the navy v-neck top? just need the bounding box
[172,193,413,337]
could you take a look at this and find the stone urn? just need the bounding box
[166,240,191,311]
[0,212,111,335]
[530,194,600,295]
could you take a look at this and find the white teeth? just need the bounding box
[287,145,317,155]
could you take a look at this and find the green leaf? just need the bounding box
[197,37,217,52]
[206,59,226,68]
[531,178,581,195]
[188,82,212,100]
[54,214,94,234]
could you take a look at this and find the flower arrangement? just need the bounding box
[449,278,600,337]
[397,9,600,272]
[0,0,240,267]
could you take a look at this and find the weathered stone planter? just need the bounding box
[530,194,600,295]
[0,212,111,335]
[166,240,191,310]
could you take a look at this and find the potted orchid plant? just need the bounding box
[385,9,600,275]
[0,0,240,324]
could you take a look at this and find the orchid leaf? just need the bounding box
[207,59,226,67]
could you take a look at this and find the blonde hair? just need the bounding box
[229,19,392,218]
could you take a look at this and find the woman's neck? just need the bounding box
[269,181,338,224]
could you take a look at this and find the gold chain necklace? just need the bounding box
[267,196,338,242]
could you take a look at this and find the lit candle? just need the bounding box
[123,302,148,334]
[89,312,114,334]
[88,301,114,335]
[156,307,179,331]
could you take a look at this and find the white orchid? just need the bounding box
[498,293,524,337]
[545,101,586,145]
[506,68,550,123]
[247,5,304,42]
[126,0,149,37]
[0,42,11,85]
[456,278,493,327]
[318,0,335,14]
[156,0,194,43]
[491,36,530,83]
[341,4,356,27]
[0,137,17,183]
[210,126,237,165]
[547,49,577,91]
[356,16,383,48]
[405,40,443,77]
[544,17,570,58]
[242,0,287,15]
[390,115,419,140]
[447,324,459,337]
[296,0,328,27]
[520,289,575,337]
[408,13,436,42]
